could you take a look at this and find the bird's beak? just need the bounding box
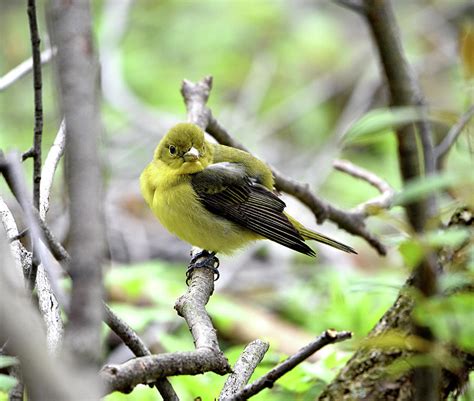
[184,147,200,162]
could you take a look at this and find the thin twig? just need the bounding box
[27,0,43,211]
[333,159,395,215]
[332,0,366,14]
[0,47,55,92]
[1,156,64,352]
[40,119,66,220]
[225,330,353,401]
[103,303,179,401]
[219,340,269,400]
[434,104,474,162]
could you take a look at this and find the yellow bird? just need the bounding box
[140,123,356,273]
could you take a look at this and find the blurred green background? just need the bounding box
[0,0,473,400]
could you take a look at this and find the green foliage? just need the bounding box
[0,357,17,393]
[279,269,403,339]
[343,106,452,144]
[103,262,404,400]
[413,292,474,352]
[393,173,466,207]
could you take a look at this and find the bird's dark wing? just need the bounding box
[191,163,315,256]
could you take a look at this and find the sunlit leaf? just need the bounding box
[343,107,445,144]
[423,227,470,248]
[0,356,18,369]
[385,354,437,378]
[0,375,17,392]
[361,331,431,352]
[399,240,424,269]
[393,173,463,206]
[413,293,474,351]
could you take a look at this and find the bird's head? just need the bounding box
[154,123,213,174]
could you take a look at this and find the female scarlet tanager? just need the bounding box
[140,123,356,264]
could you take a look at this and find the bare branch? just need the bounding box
[332,0,366,14]
[101,267,231,393]
[49,0,105,371]
[225,330,353,401]
[0,158,64,354]
[27,0,43,212]
[40,119,66,220]
[363,0,436,232]
[103,304,179,401]
[333,159,395,215]
[219,340,269,400]
[181,76,213,130]
[0,47,55,92]
[434,104,474,162]
[7,364,24,401]
[0,233,96,401]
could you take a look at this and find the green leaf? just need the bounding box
[393,173,463,206]
[399,240,425,269]
[0,356,18,369]
[423,228,470,248]
[343,107,443,144]
[413,293,474,351]
[0,374,17,392]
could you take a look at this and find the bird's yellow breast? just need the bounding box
[140,161,260,254]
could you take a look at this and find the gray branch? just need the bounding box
[219,340,269,400]
[49,0,105,373]
[225,330,352,401]
[103,304,179,401]
[101,267,231,393]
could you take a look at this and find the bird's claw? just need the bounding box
[186,250,220,285]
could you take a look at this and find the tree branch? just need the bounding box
[39,119,66,220]
[0,47,55,92]
[332,0,366,14]
[219,340,269,400]
[49,0,105,372]
[27,0,43,212]
[225,330,352,401]
[103,304,179,401]
[101,267,231,393]
[333,159,395,215]
[363,0,436,232]
[0,156,64,354]
[434,104,474,163]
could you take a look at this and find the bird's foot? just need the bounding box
[186,250,220,285]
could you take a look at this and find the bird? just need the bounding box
[140,123,356,279]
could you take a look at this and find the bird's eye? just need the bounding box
[169,145,177,155]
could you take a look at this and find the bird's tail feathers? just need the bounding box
[299,227,357,254]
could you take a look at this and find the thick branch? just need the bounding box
[49,0,105,370]
[103,304,179,401]
[364,0,436,232]
[101,267,231,393]
[219,340,269,400]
